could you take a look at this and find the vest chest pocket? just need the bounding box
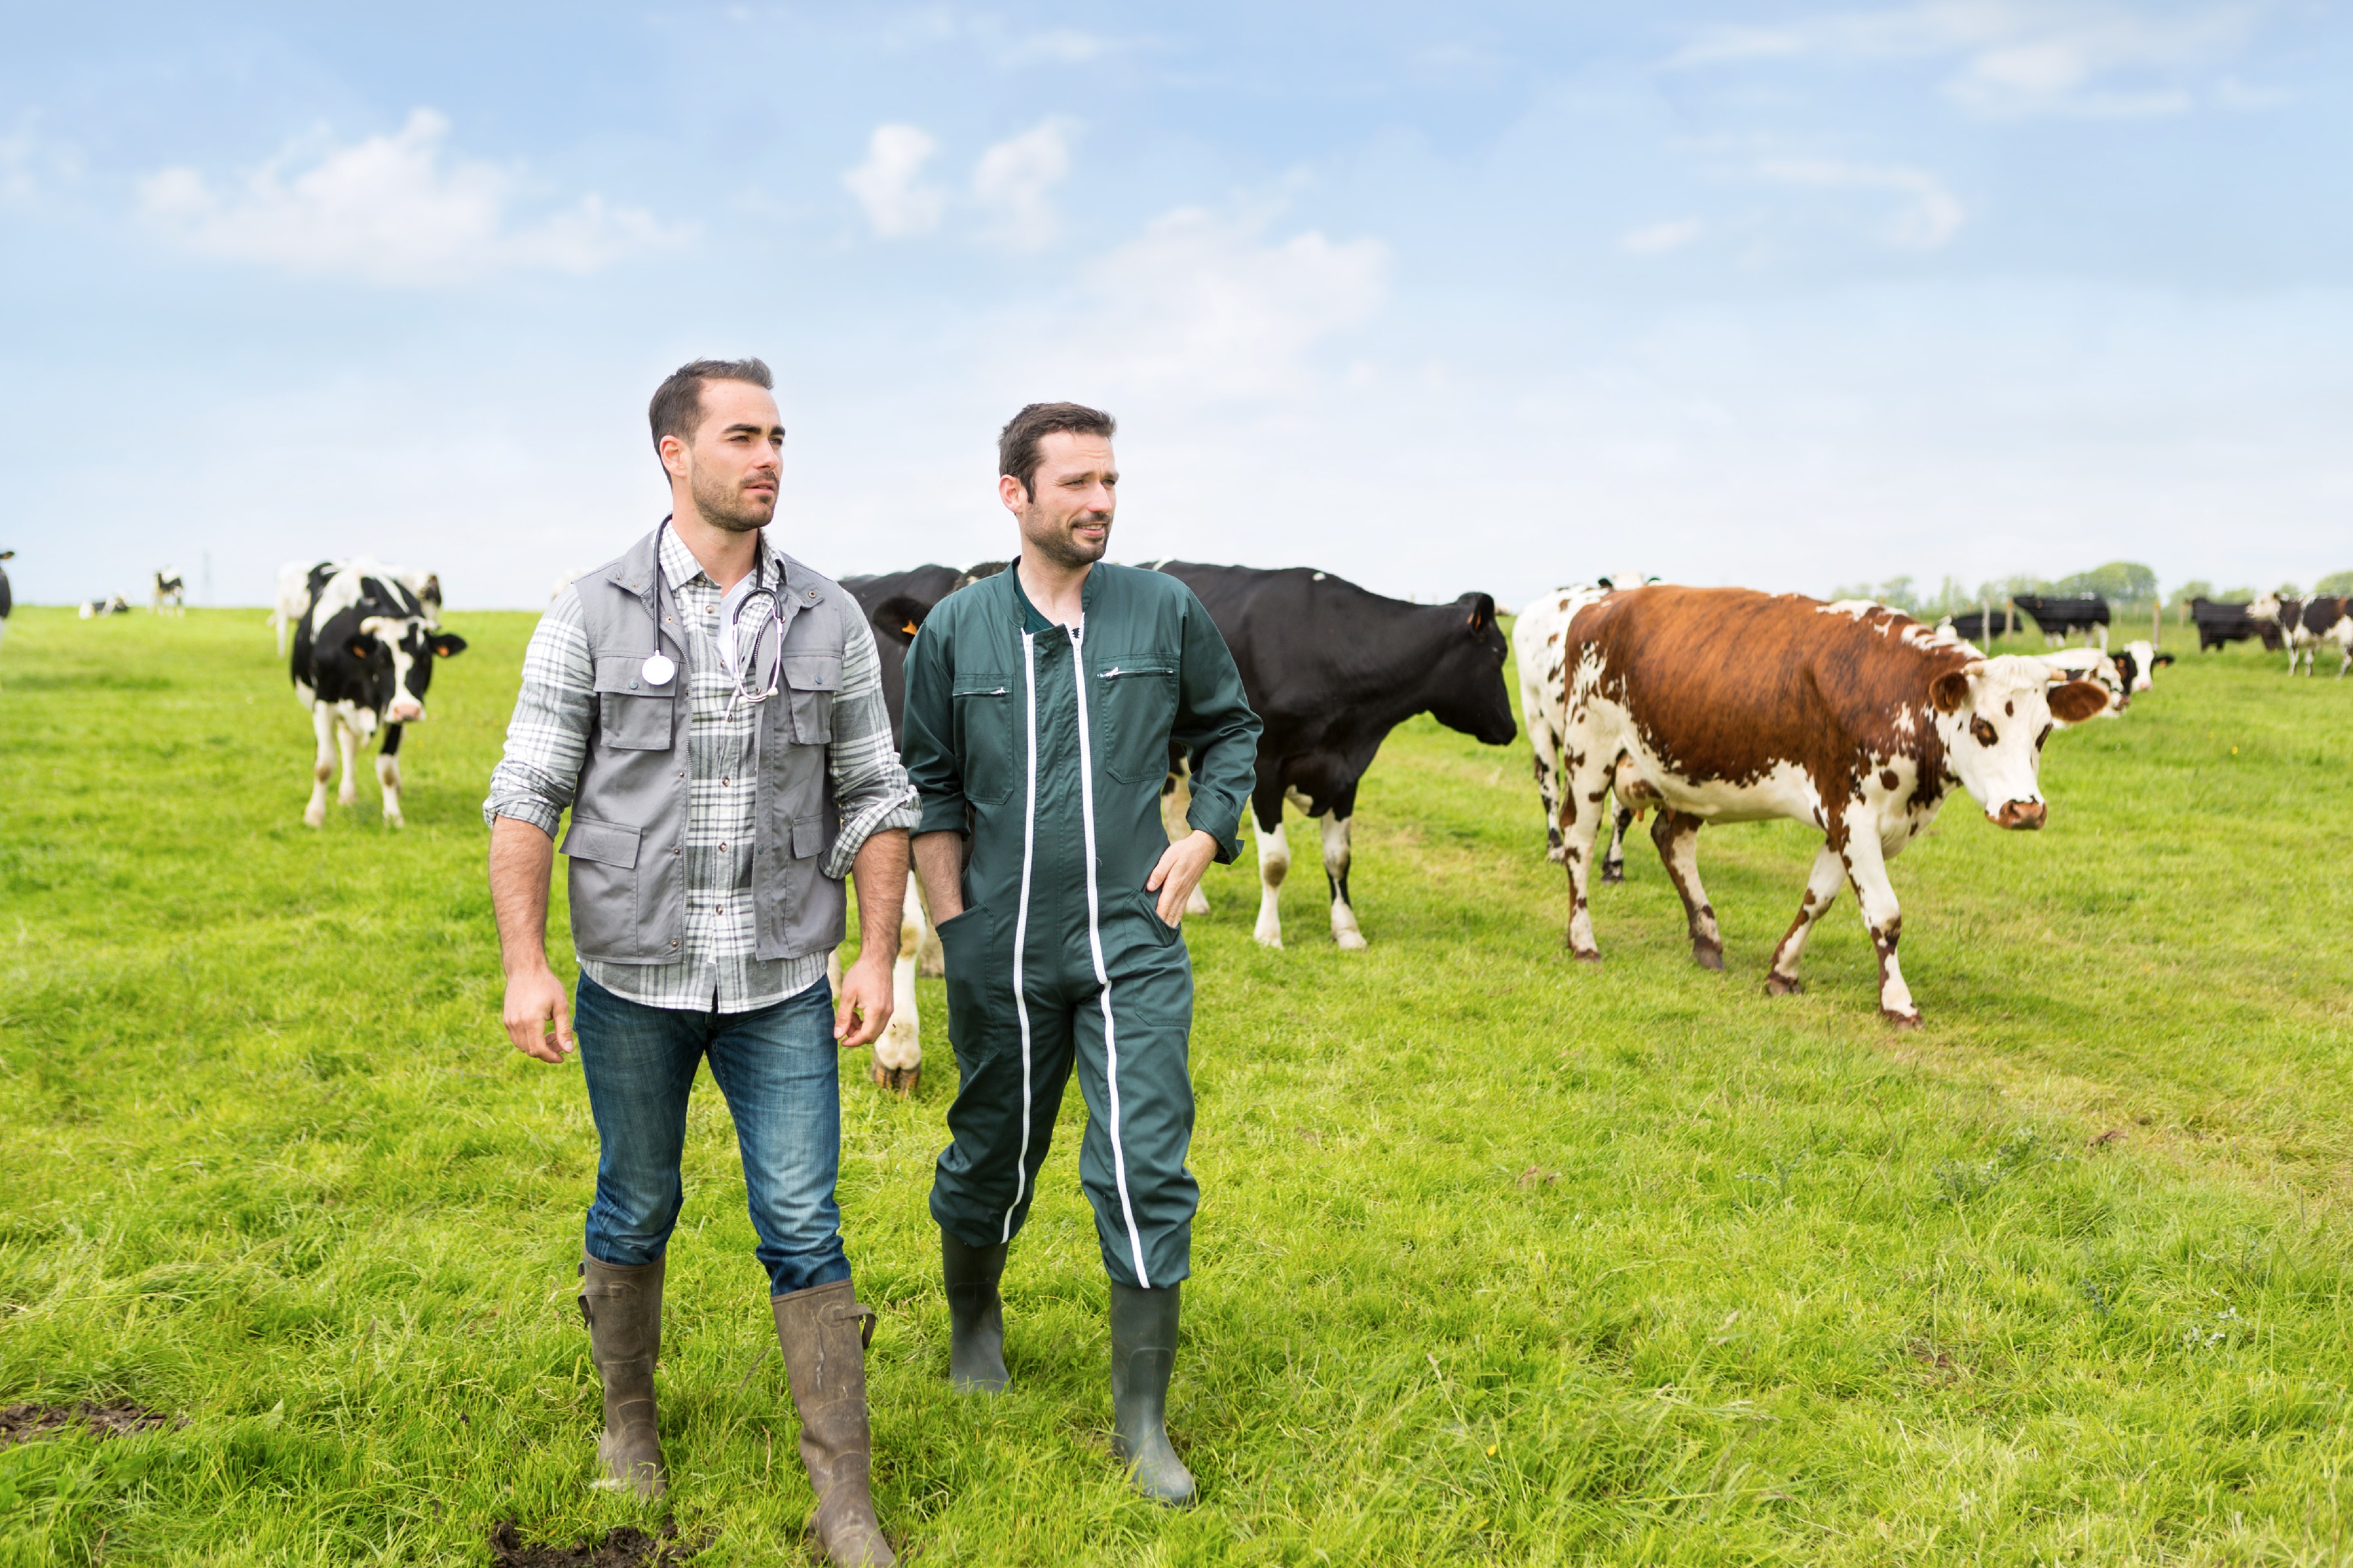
[1095,659,1179,782]
[783,653,840,745]
[952,672,1016,804]
[593,656,676,751]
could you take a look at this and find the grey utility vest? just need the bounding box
[559,526,852,966]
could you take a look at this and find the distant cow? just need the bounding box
[2188,597,2276,653]
[2011,593,2110,650]
[151,568,186,616]
[1941,606,2020,645]
[2251,594,2353,676]
[292,559,465,827]
[832,561,1008,1093]
[1150,562,1517,950]
[80,595,132,618]
[1518,587,2108,1026]
[275,559,442,656]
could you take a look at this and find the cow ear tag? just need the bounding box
[642,653,676,686]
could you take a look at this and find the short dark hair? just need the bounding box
[998,401,1116,499]
[649,358,774,452]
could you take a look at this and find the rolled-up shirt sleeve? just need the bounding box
[822,615,921,878]
[483,588,594,838]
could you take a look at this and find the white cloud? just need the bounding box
[0,120,81,207]
[136,110,680,286]
[1623,218,1704,255]
[1672,3,2253,119]
[843,123,946,237]
[972,119,1075,249]
[1065,206,1389,402]
[1759,158,1966,248]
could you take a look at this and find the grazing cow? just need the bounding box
[2251,594,2353,676]
[2011,593,2110,650]
[151,567,186,616]
[831,561,1008,1093]
[79,595,132,618]
[291,559,466,827]
[0,549,13,649]
[1940,607,2020,645]
[1520,587,2108,1025]
[1149,561,1517,949]
[2040,647,2130,716]
[2188,596,2276,653]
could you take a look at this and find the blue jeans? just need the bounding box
[574,973,851,1297]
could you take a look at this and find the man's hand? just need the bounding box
[834,953,895,1048]
[504,966,575,1063]
[1146,829,1219,927]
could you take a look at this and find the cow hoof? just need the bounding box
[1693,943,1724,971]
[1254,933,1283,950]
[383,814,404,829]
[1570,948,1603,966]
[1882,1009,1922,1031]
[1600,865,1624,885]
[303,807,326,829]
[1334,932,1368,952]
[1186,889,1211,917]
[870,1059,919,1096]
[1763,974,1804,997]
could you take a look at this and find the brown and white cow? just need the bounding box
[1516,586,2110,1026]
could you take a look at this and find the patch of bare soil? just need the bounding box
[488,1521,702,1567]
[0,1399,176,1447]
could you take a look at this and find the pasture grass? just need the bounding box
[1,603,2350,1565]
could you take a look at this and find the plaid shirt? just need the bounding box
[485,527,918,1012]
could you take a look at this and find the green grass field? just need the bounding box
[2,603,2349,1566]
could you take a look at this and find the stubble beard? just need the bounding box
[690,462,777,535]
[1023,507,1111,571]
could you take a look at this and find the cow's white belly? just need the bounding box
[1644,757,1819,825]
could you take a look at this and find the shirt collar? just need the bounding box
[657,518,780,592]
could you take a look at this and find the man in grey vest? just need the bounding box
[486,358,914,1568]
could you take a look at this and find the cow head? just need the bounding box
[1429,592,1517,746]
[867,594,930,650]
[2118,638,2172,694]
[350,616,467,723]
[1929,655,2108,830]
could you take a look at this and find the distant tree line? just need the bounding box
[1829,561,2353,619]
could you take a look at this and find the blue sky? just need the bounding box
[1,1,2346,609]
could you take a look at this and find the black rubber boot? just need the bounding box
[941,1231,1009,1394]
[577,1254,665,1499]
[1108,1281,1195,1506]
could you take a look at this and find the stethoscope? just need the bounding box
[641,518,785,712]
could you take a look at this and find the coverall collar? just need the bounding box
[1008,555,1100,635]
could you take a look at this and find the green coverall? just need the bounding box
[902,563,1260,1287]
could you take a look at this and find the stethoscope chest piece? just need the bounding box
[641,653,677,687]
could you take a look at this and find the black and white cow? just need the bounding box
[2011,593,2110,650]
[2189,597,2275,653]
[2043,640,2173,714]
[80,595,132,618]
[275,558,441,656]
[2251,594,2353,677]
[1149,561,1517,948]
[151,567,185,616]
[1940,607,2020,645]
[832,561,1008,1092]
[291,558,465,827]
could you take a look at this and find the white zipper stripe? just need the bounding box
[1069,621,1151,1286]
[1001,631,1039,1243]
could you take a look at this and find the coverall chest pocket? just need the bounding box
[594,655,676,751]
[952,672,1016,804]
[1096,659,1179,782]
[783,653,840,745]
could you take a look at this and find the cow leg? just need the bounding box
[303,704,336,827]
[1318,811,1367,950]
[1526,705,1566,865]
[1765,842,1845,995]
[1557,736,1612,962]
[871,868,924,1095]
[1837,828,1917,1027]
[1252,804,1289,949]
[375,723,405,828]
[826,948,843,1002]
[1600,805,1634,884]
[1649,809,1722,970]
[1161,761,1210,915]
[913,869,944,977]
[334,719,359,807]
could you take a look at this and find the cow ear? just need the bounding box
[2048,680,2109,724]
[1930,669,1975,713]
[1463,593,1497,633]
[2153,653,2176,667]
[871,595,927,648]
[431,632,468,657]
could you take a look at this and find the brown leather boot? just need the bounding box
[577,1254,665,1499]
[772,1280,895,1567]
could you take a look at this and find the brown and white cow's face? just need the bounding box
[1929,655,2108,830]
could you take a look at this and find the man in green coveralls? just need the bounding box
[901,402,1260,1504]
